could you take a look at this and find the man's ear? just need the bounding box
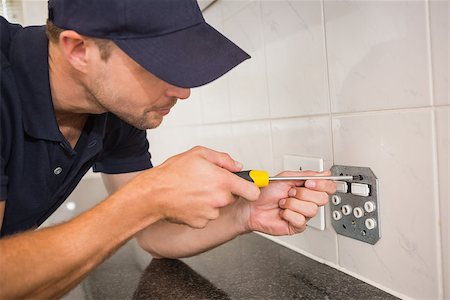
[58,30,90,73]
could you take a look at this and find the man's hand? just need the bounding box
[125,146,260,229]
[242,170,336,235]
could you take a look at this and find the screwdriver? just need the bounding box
[234,170,361,188]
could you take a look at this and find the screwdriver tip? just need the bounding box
[352,175,363,181]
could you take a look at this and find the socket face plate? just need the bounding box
[330,165,381,244]
[283,155,325,231]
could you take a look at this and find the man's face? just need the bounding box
[84,42,190,130]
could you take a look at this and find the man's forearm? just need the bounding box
[136,198,250,259]
[0,190,161,299]
[0,147,261,298]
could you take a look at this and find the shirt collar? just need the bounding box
[10,25,63,142]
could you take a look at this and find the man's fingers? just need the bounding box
[287,187,329,206]
[192,146,242,172]
[228,174,261,201]
[279,198,319,218]
[277,169,337,195]
[304,179,337,195]
[279,209,307,233]
[189,146,260,201]
[292,169,336,195]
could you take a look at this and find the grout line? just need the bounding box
[258,0,276,174]
[260,0,272,120]
[425,0,436,108]
[431,107,445,300]
[160,105,450,131]
[162,113,331,129]
[320,0,340,268]
[157,104,450,130]
[219,1,233,126]
[434,104,450,108]
[425,0,445,298]
[330,105,442,118]
[200,0,218,12]
[220,0,253,23]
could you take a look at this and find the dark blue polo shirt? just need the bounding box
[0,17,153,237]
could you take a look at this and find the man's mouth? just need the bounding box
[153,99,177,116]
[157,107,172,116]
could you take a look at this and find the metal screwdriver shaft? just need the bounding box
[234,170,363,188]
[268,175,360,181]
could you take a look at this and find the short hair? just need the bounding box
[46,20,113,61]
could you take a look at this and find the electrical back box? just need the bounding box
[330,165,381,244]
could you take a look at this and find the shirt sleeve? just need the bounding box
[93,116,153,174]
[1,65,10,201]
[0,74,6,200]
[0,156,8,200]
[0,17,22,200]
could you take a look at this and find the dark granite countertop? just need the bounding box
[81,233,398,300]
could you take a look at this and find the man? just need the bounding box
[0,0,336,298]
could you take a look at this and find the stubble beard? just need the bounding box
[105,105,163,130]
[84,79,163,130]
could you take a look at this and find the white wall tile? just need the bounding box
[333,109,440,299]
[231,120,273,172]
[325,1,431,113]
[149,123,236,169]
[147,124,200,166]
[21,1,47,26]
[436,107,450,299]
[1,1,24,24]
[162,88,203,127]
[203,0,223,27]
[221,0,252,21]
[270,116,333,174]
[262,0,329,118]
[200,75,232,124]
[429,0,449,106]
[197,123,234,155]
[222,1,271,122]
[198,1,234,124]
[270,116,337,263]
[198,0,215,11]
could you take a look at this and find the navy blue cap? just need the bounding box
[48,0,250,88]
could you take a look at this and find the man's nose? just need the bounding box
[167,86,191,100]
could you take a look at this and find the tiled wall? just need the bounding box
[148,1,449,299]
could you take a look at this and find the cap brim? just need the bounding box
[113,22,250,88]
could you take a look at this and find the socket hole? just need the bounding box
[342,224,347,229]
[362,230,367,236]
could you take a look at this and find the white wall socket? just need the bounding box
[283,155,325,231]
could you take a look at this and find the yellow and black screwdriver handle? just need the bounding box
[234,170,269,188]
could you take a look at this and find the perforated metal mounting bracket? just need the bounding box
[330,165,381,244]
